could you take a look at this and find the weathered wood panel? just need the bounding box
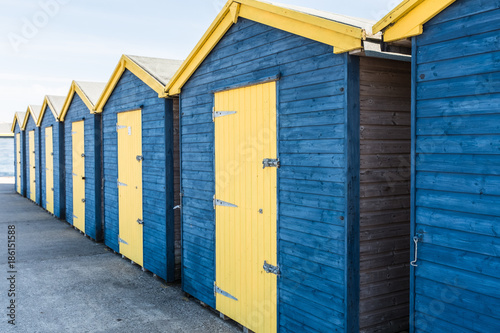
[358,57,411,333]
[24,114,41,205]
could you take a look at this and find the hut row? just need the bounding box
[10,0,499,332]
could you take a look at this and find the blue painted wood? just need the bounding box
[64,93,101,240]
[13,122,25,197]
[101,69,177,282]
[179,17,363,332]
[412,0,500,331]
[24,113,41,205]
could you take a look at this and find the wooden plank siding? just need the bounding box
[173,98,181,278]
[24,115,41,204]
[180,18,351,332]
[102,69,179,282]
[358,57,411,333]
[39,107,65,218]
[64,94,102,240]
[14,123,25,197]
[412,0,500,331]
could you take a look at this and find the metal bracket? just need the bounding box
[117,180,127,187]
[263,261,280,276]
[118,237,128,245]
[212,108,237,121]
[137,219,144,225]
[173,205,181,210]
[116,124,127,131]
[262,158,280,169]
[213,196,238,209]
[136,155,144,162]
[214,282,238,301]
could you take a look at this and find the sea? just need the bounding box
[0,137,14,177]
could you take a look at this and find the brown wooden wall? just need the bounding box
[173,98,181,280]
[358,57,411,333]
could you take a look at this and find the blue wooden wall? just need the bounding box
[24,115,41,204]
[102,69,176,282]
[40,108,65,218]
[180,18,356,332]
[412,0,500,331]
[64,94,102,240]
[14,123,25,197]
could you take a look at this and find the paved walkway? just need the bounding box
[0,184,239,333]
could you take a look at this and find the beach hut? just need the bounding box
[93,55,183,282]
[37,95,66,218]
[373,0,500,331]
[59,81,106,240]
[21,105,42,204]
[11,112,26,196]
[165,1,413,332]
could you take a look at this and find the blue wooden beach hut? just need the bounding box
[93,55,183,282]
[166,1,413,332]
[373,0,500,331]
[11,112,26,196]
[59,81,106,240]
[37,95,66,218]
[21,105,42,204]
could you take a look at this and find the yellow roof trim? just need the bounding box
[59,81,96,122]
[373,0,456,42]
[11,113,23,133]
[165,0,365,96]
[93,55,167,113]
[37,96,60,126]
[22,106,39,131]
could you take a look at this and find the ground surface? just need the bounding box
[0,184,239,333]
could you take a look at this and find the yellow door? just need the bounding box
[117,110,143,266]
[45,127,54,214]
[72,121,85,232]
[214,82,278,333]
[29,130,36,202]
[16,133,21,194]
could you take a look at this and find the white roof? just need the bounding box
[75,81,106,106]
[46,96,66,116]
[126,55,184,86]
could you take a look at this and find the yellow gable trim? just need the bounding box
[166,0,365,96]
[373,0,456,42]
[37,96,60,126]
[93,55,167,113]
[22,107,38,131]
[59,81,96,122]
[11,114,21,133]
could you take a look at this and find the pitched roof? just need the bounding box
[372,0,456,42]
[11,112,26,133]
[22,105,41,130]
[93,55,183,113]
[165,0,373,96]
[59,81,106,121]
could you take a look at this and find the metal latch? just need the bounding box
[136,155,144,162]
[214,282,238,301]
[51,188,54,191]
[263,261,280,276]
[118,237,128,245]
[81,198,86,203]
[212,108,237,121]
[137,219,144,225]
[173,205,181,210]
[82,176,86,180]
[262,158,280,169]
[410,234,423,267]
[51,152,54,156]
[213,195,238,209]
[81,153,85,157]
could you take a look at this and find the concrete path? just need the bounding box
[0,184,239,333]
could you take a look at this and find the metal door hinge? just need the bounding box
[73,215,78,219]
[72,131,77,135]
[136,155,144,162]
[213,195,238,209]
[72,173,77,177]
[263,261,280,276]
[212,107,237,121]
[117,180,127,187]
[410,234,423,267]
[118,237,128,245]
[214,282,238,301]
[137,219,144,225]
[263,158,280,169]
[116,125,127,131]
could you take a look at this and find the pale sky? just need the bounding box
[0,0,396,123]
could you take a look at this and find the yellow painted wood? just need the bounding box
[117,110,143,266]
[215,81,277,333]
[60,81,95,122]
[72,121,85,232]
[373,0,456,42]
[29,130,36,202]
[16,133,21,194]
[37,96,60,126]
[45,127,54,214]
